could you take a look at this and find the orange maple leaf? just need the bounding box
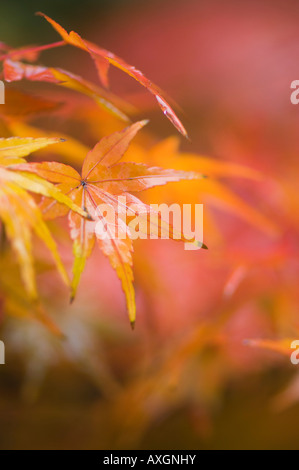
[13,121,205,326]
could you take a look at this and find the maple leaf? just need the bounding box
[0,137,89,218]
[35,12,188,138]
[0,181,68,298]
[0,136,64,165]
[6,121,90,166]
[3,59,130,122]
[13,122,205,326]
[0,137,91,301]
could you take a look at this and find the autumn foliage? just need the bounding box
[0,13,207,328]
[1,5,298,449]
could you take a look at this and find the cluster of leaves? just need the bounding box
[0,13,272,331]
[2,7,299,449]
[0,14,208,328]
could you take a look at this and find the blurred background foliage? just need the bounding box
[1,0,299,449]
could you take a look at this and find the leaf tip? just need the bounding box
[192,172,208,180]
[193,241,208,250]
[130,320,136,330]
[136,119,149,131]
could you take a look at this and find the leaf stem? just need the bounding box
[0,41,66,61]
